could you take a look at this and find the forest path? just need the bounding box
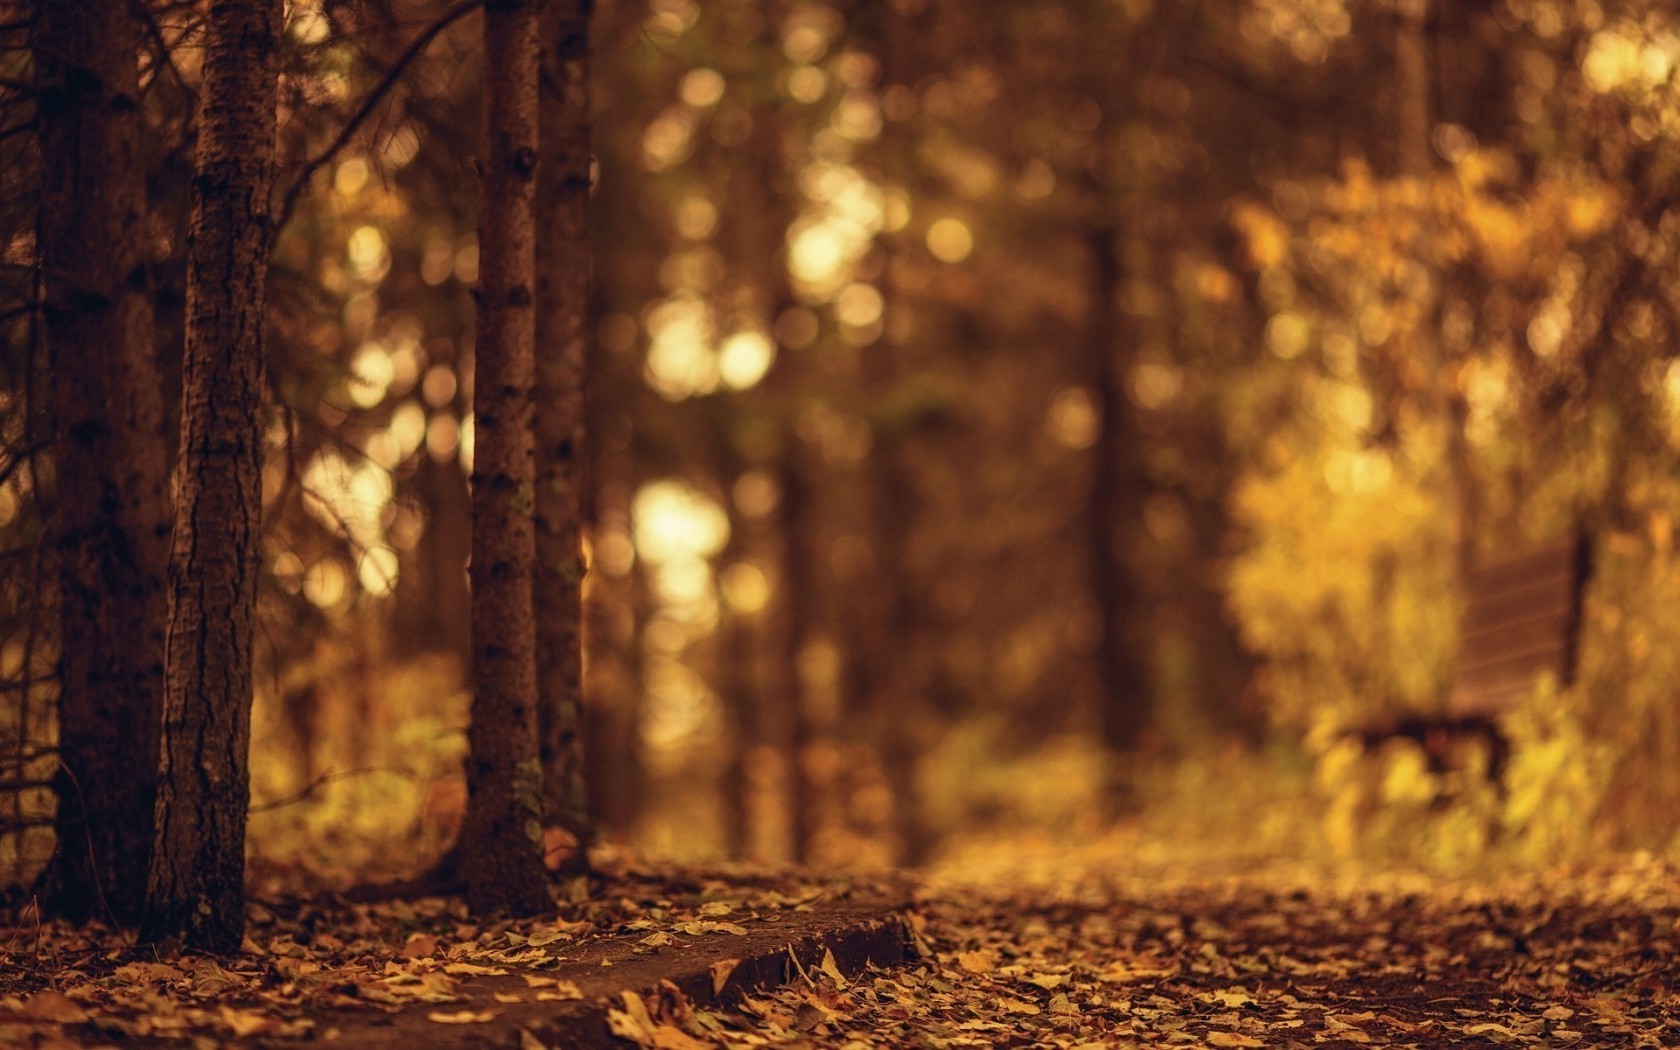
[3,844,1679,1047]
[709,842,1680,1047]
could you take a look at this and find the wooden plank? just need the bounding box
[1462,539,1579,595]
[1446,534,1589,716]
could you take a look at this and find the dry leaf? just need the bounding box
[1206,1033,1263,1048]
[535,982,584,1002]
[219,1006,276,1037]
[651,1023,711,1050]
[956,950,993,974]
[711,957,741,995]
[23,991,88,1023]
[443,962,507,976]
[819,947,848,988]
[426,1009,495,1024]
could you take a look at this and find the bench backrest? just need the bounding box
[1449,534,1591,717]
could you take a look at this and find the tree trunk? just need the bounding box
[1085,223,1153,754]
[533,0,592,863]
[460,0,550,917]
[777,455,816,863]
[144,0,279,952]
[34,0,170,925]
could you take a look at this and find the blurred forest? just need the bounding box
[4,0,1680,898]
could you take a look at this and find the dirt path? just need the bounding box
[711,853,1680,1047]
[3,849,1678,1047]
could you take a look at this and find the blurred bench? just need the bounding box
[1354,533,1592,791]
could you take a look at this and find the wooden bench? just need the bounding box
[1354,534,1592,790]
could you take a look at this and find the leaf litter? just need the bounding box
[2,847,1679,1047]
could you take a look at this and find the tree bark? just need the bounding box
[34,0,170,925]
[533,0,592,862]
[144,0,278,952]
[460,0,551,917]
[1085,223,1153,753]
[777,454,816,863]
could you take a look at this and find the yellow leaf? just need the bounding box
[219,1006,276,1037]
[819,948,848,989]
[651,1023,711,1050]
[519,1029,546,1050]
[526,927,567,947]
[1207,1033,1263,1048]
[708,921,749,936]
[426,1009,495,1024]
[607,991,657,1044]
[535,982,584,1002]
[956,950,993,974]
[443,962,507,976]
[711,958,740,996]
[697,900,734,916]
[998,997,1040,1015]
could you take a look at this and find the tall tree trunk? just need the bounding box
[144,0,279,952]
[1085,222,1153,754]
[777,455,816,863]
[533,0,592,864]
[34,0,170,925]
[460,0,550,917]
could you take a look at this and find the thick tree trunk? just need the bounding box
[34,0,170,925]
[144,0,278,952]
[1085,223,1153,753]
[533,0,592,862]
[460,0,551,917]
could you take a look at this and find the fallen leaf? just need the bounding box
[711,958,741,995]
[819,947,848,988]
[443,962,507,976]
[535,982,584,1001]
[1207,1033,1263,1048]
[651,1023,711,1049]
[23,991,87,1023]
[956,950,993,974]
[607,991,657,1044]
[219,1006,276,1037]
[426,1009,495,1024]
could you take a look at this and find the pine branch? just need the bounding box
[272,0,480,242]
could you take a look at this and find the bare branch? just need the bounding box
[272,0,479,241]
[249,766,415,813]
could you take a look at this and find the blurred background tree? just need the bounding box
[5,0,1680,892]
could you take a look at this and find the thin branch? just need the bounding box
[248,766,414,814]
[272,0,479,242]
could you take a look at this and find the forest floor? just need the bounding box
[2,834,1679,1048]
